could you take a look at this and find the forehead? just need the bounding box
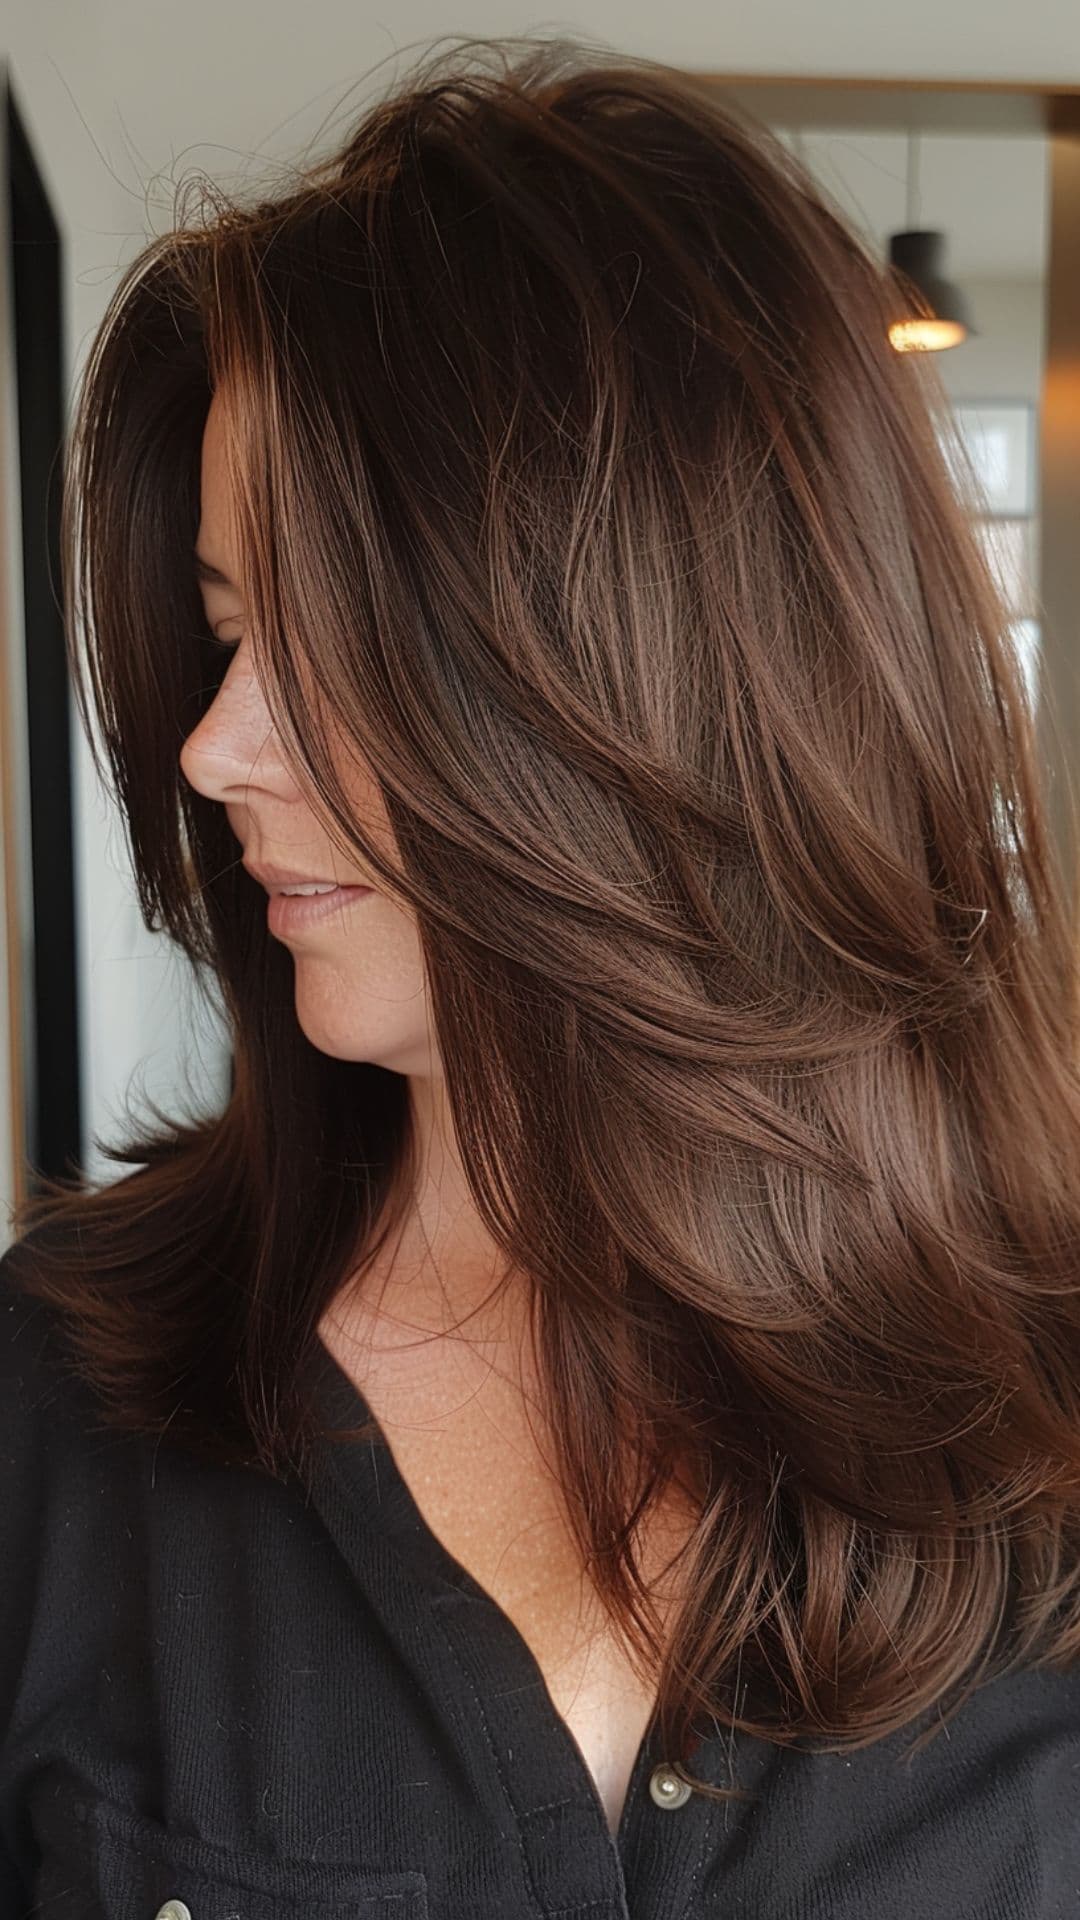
[196,389,241,581]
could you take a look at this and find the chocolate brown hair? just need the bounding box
[7,33,1080,1796]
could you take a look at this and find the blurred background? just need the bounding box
[2,5,1079,1234]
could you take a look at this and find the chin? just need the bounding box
[290,990,369,1063]
[290,991,423,1074]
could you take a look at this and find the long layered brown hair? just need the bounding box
[7,32,1080,1795]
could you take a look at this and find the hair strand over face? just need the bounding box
[9,30,1080,1792]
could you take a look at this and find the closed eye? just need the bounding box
[199,620,243,656]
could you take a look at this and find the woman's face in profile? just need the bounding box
[181,388,437,1078]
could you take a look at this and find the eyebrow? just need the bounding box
[193,550,235,587]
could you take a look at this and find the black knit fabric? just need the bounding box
[3,1258,1080,1920]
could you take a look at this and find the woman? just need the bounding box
[3,32,1080,1919]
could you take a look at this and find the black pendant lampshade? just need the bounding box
[887,229,977,351]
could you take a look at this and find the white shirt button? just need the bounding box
[648,1762,692,1809]
[154,1903,193,1920]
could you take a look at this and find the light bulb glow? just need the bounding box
[888,317,968,352]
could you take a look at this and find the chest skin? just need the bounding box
[316,1303,702,1836]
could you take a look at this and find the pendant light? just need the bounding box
[887,129,976,351]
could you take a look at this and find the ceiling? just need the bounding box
[771,127,1049,280]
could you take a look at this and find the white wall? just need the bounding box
[0,2,1072,1191]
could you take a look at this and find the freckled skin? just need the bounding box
[183,389,692,1836]
[318,1290,699,1838]
[182,390,512,1325]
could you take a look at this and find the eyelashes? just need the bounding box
[200,626,242,657]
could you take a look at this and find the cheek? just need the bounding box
[281,694,408,885]
[356,793,402,873]
[304,743,404,872]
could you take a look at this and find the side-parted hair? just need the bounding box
[8,31,1080,1797]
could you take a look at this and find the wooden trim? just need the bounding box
[692,74,1080,135]
[0,60,28,1230]
[1037,121,1080,1026]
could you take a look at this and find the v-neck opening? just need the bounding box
[302,1329,670,1868]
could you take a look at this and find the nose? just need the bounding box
[179,643,299,804]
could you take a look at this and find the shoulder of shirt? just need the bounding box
[0,1228,127,1529]
[0,1229,91,1420]
[2,1234,62,1404]
[0,1230,108,1730]
[939,1646,1080,1754]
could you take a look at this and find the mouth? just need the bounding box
[266,883,374,938]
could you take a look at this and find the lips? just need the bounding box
[243,858,363,893]
[266,883,374,938]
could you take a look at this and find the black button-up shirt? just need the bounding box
[4,1265,1080,1919]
